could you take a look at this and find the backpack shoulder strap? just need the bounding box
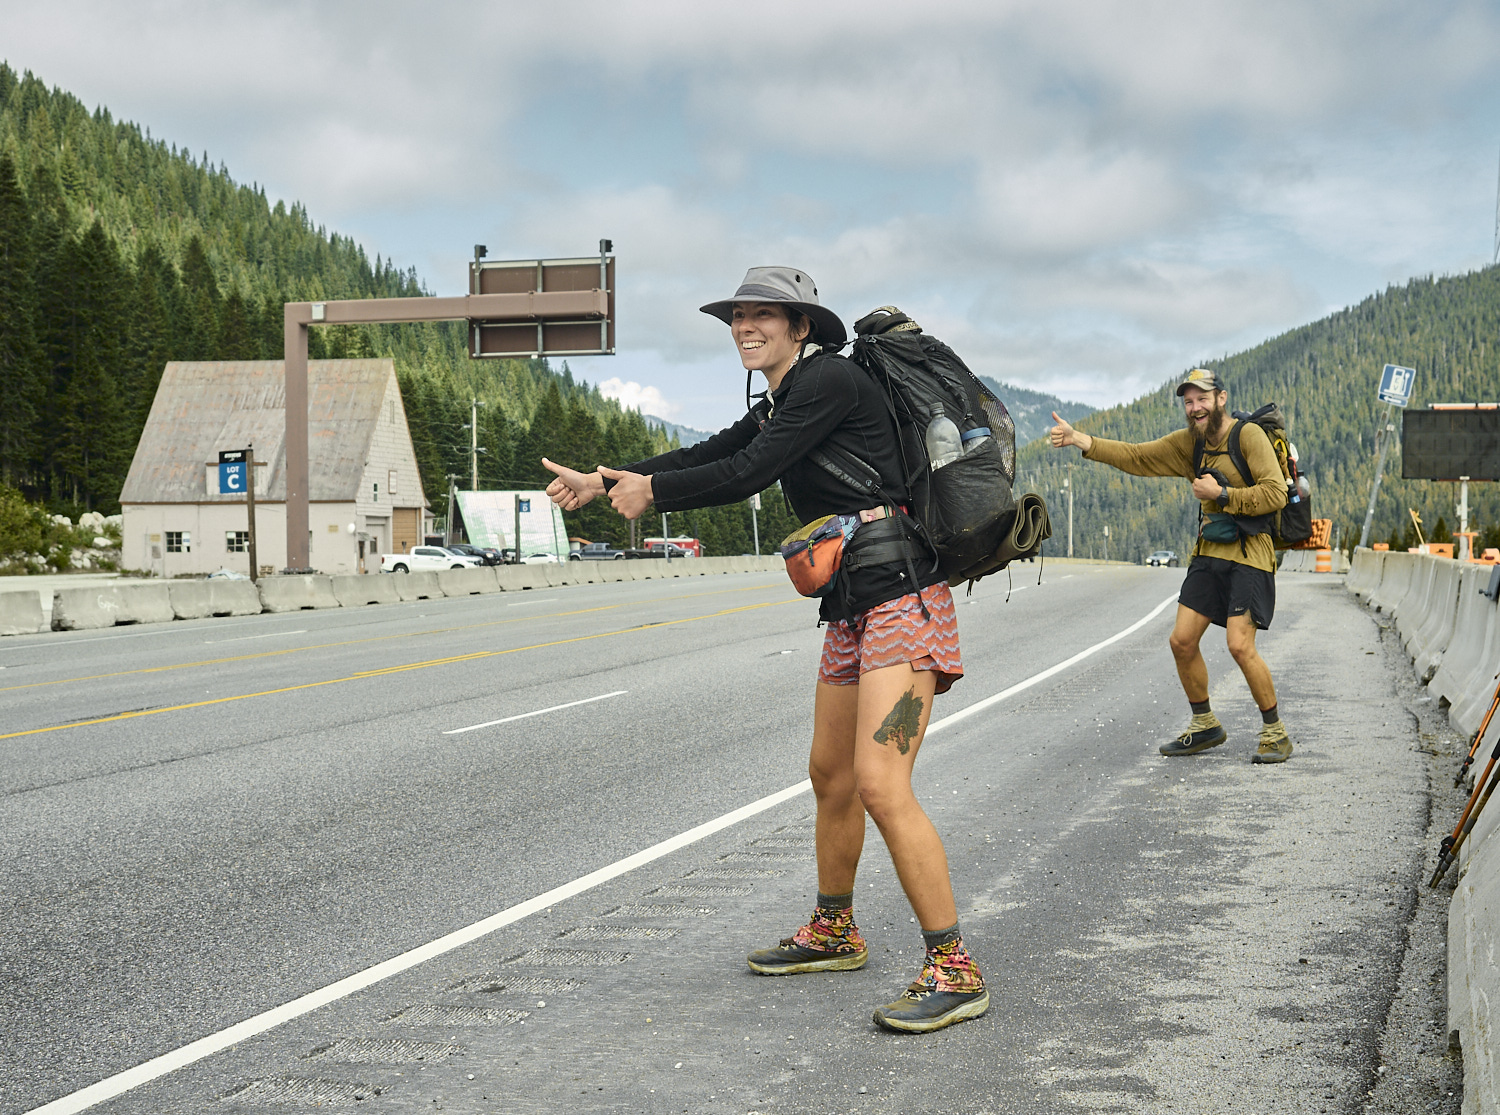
[1191,437,1205,477]
[1226,419,1251,487]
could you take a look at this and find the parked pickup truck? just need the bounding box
[380,546,483,573]
[569,542,629,560]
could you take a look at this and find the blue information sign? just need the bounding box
[219,449,248,494]
[1379,363,1415,407]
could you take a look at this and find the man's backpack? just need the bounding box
[1191,403,1313,550]
[807,307,1049,585]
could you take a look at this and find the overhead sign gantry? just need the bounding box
[281,240,614,572]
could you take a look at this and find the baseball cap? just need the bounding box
[1175,368,1223,396]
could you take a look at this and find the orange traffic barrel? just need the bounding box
[1315,549,1332,572]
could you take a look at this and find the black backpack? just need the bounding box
[1191,403,1313,550]
[807,307,1049,585]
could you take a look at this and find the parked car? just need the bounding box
[570,541,628,560]
[380,546,483,573]
[1145,550,1179,567]
[646,542,693,558]
[447,542,503,566]
[521,552,560,564]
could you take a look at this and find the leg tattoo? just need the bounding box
[873,687,924,755]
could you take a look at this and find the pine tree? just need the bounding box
[0,152,44,485]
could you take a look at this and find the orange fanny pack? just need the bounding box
[779,514,863,598]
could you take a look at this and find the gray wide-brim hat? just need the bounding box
[699,265,847,347]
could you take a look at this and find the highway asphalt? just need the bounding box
[0,565,1463,1113]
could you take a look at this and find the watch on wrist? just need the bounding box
[1215,489,1229,509]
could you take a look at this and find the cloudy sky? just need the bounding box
[5,1,1500,430]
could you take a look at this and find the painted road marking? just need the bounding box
[0,582,786,695]
[444,691,628,735]
[202,630,307,644]
[19,593,1177,1115]
[0,600,793,741]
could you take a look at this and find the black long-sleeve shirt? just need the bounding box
[624,351,942,615]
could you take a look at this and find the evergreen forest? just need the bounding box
[1015,268,1500,562]
[2,61,1498,566]
[0,63,800,557]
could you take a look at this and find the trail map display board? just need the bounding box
[453,490,567,558]
[1402,407,1500,480]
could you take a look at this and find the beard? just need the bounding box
[1187,400,1228,443]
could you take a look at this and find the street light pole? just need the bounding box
[1065,463,1074,558]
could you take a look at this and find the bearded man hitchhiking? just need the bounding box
[1047,368,1293,763]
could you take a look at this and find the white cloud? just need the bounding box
[598,377,680,420]
[4,0,1500,426]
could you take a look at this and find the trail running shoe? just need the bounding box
[1160,712,1226,756]
[747,913,867,975]
[873,944,988,1033]
[1251,720,1293,764]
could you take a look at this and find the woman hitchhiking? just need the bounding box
[540,266,987,1033]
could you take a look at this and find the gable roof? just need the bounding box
[120,359,403,504]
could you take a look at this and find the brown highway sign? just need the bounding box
[469,255,615,358]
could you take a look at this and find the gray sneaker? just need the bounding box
[1160,712,1226,756]
[1251,720,1293,764]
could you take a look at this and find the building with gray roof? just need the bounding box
[119,359,430,576]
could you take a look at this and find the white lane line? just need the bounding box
[928,592,1177,736]
[506,597,559,606]
[202,630,307,645]
[443,691,628,735]
[22,593,1175,1115]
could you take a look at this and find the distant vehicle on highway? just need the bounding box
[380,546,483,573]
[446,542,503,566]
[1145,550,1179,567]
[521,552,560,564]
[646,542,693,558]
[570,541,629,560]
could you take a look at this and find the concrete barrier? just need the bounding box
[1449,601,1500,738]
[390,571,442,600]
[1450,763,1500,1115]
[1410,560,1465,683]
[0,591,45,635]
[437,566,500,596]
[330,574,400,608]
[168,579,264,619]
[1347,549,1385,601]
[256,574,340,613]
[1279,549,1313,572]
[1371,551,1417,614]
[53,583,175,630]
[1431,568,1498,713]
[495,565,550,591]
[542,564,576,587]
[1397,556,1441,652]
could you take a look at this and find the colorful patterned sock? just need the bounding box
[916,930,985,994]
[790,893,864,953]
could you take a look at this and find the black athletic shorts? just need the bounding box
[1178,555,1275,630]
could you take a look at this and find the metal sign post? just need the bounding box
[246,442,258,582]
[749,492,761,556]
[1358,364,1416,549]
[281,246,615,572]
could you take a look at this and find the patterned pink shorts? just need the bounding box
[818,582,964,694]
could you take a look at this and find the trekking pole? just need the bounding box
[1431,731,1500,886]
[1455,669,1500,787]
[1431,762,1500,886]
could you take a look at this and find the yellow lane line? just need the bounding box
[0,581,789,695]
[0,599,796,741]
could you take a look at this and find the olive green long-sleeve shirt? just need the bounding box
[1081,423,1287,573]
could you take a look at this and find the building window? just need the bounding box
[226,531,250,553]
[373,482,379,501]
[166,531,191,553]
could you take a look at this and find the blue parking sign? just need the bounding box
[1379,364,1415,407]
[219,449,248,494]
